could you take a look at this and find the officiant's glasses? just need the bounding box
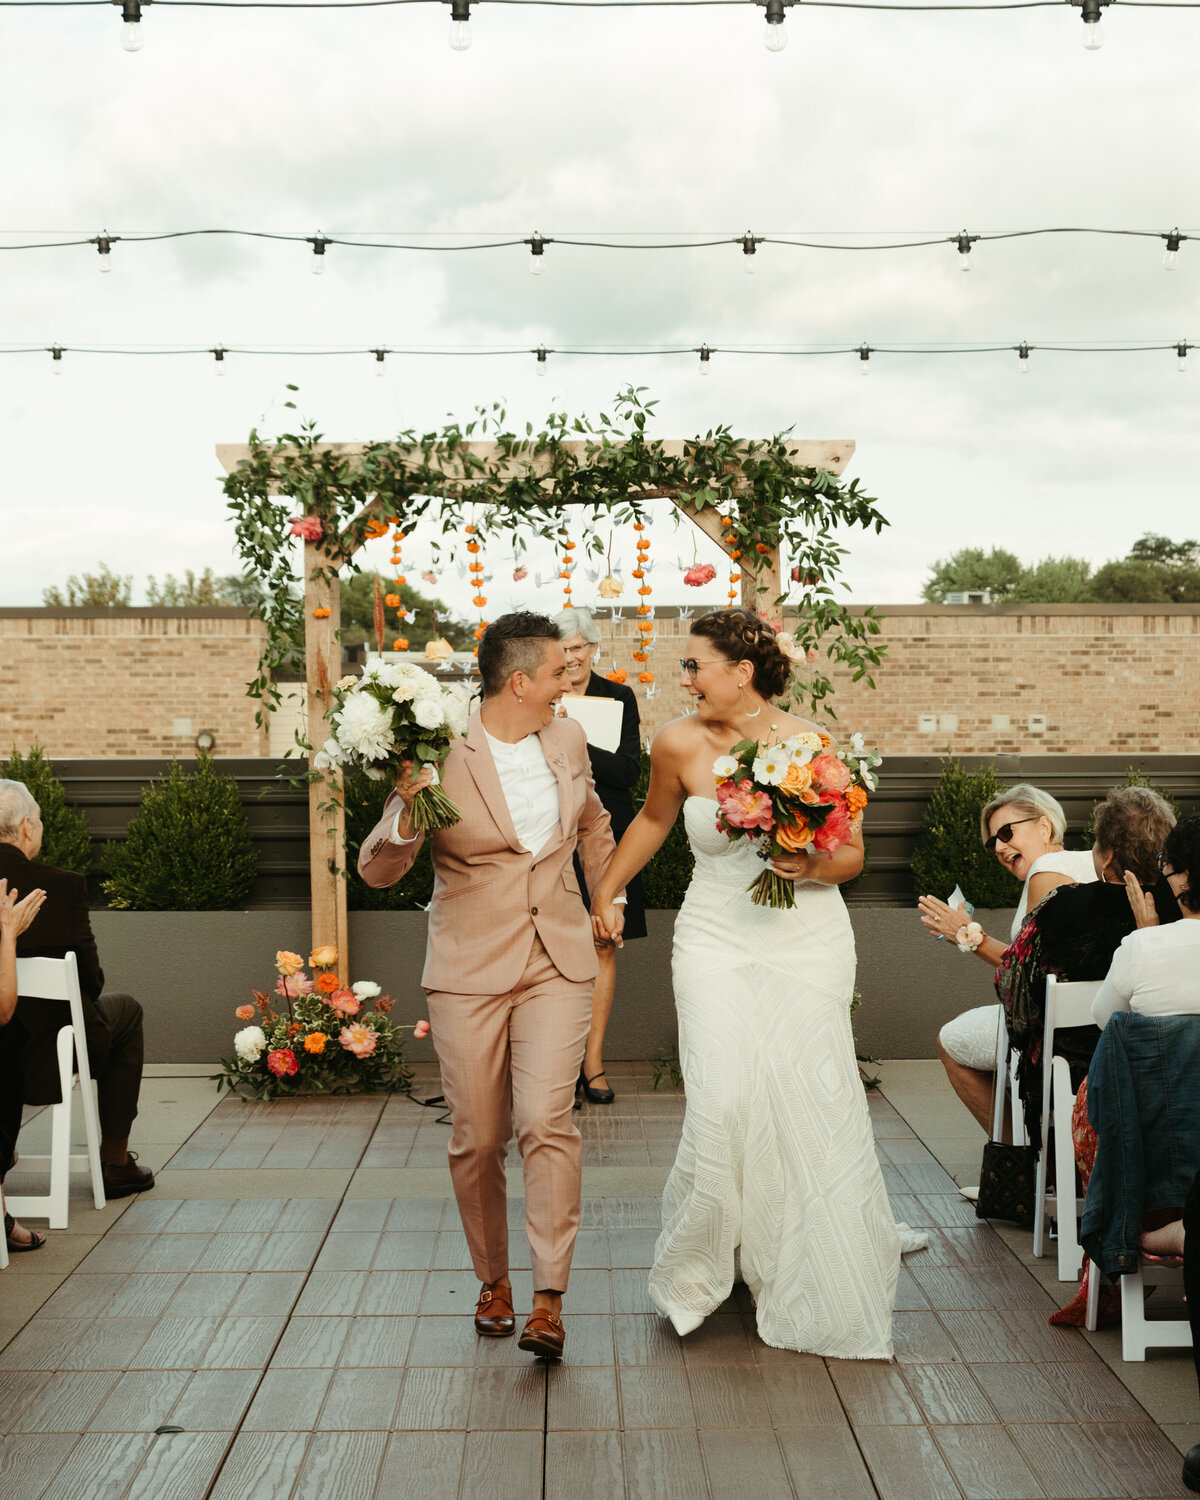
[984,816,1039,852]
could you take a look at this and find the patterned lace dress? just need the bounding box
[648,796,925,1357]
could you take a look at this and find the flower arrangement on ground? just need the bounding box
[214,946,431,1100]
[713,727,882,908]
[314,657,473,831]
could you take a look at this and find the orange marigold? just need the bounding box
[473,595,487,607]
[632,650,647,662]
[304,1032,328,1054]
[846,785,869,815]
[606,668,628,684]
[312,607,331,618]
[637,606,651,617]
[638,671,654,683]
[730,550,742,560]
[363,519,389,539]
[637,586,652,596]
[384,593,401,608]
[633,522,645,531]
[393,575,406,586]
[316,971,340,994]
[466,540,480,553]
[636,622,654,633]
[631,568,645,579]
[393,638,409,651]
[756,543,772,554]
[719,515,732,526]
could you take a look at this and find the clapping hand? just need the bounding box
[0,877,47,938]
[1124,869,1159,928]
[917,894,968,941]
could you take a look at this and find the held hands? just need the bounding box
[0,877,47,938]
[917,894,969,941]
[590,900,625,950]
[1125,869,1160,928]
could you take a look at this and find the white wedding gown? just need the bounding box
[649,797,926,1358]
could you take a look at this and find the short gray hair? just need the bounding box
[553,606,600,646]
[979,782,1067,847]
[0,779,39,841]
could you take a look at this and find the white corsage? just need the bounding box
[955,921,984,954]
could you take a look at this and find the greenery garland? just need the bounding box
[223,386,889,723]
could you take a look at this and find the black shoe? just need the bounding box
[1183,1444,1200,1495]
[578,1068,615,1105]
[101,1152,155,1199]
[4,1213,46,1252]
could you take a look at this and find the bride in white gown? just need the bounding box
[592,609,924,1359]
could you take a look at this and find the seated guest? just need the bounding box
[0,780,154,1198]
[998,784,1178,1148]
[1,876,47,1251]
[918,784,1097,1135]
[1138,1170,1200,1494]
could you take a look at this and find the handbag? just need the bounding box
[975,1009,1037,1226]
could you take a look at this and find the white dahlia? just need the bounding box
[234,1025,267,1064]
[335,693,397,761]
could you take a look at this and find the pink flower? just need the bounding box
[266,1048,299,1077]
[421,570,438,585]
[811,795,852,854]
[718,778,775,831]
[413,1019,431,1039]
[683,563,716,587]
[288,516,324,541]
[328,988,361,1018]
[340,1023,378,1058]
[809,753,852,794]
[512,566,528,582]
[276,973,314,999]
[235,1004,256,1021]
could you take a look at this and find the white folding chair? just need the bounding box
[1085,1251,1193,1361]
[991,1016,1028,1148]
[1032,975,1102,1279]
[5,953,106,1229]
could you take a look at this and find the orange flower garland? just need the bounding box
[466,523,488,657]
[389,521,413,648]
[633,521,654,689]
[721,514,740,605]
[557,527,575,606]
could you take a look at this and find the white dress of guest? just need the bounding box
[938,849,1099,1071]
[1091,922,1200,1028]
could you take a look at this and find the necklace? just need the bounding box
[743,705,763,719]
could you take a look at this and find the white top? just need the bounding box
[1011,848,1098,938]
[483,729,562,856]
[1091,920,1200,1027]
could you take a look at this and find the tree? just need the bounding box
[910,757,1021,909]
[338,571,473,651]
[43,564,132,607]
[921,547,1022,603]
[1008,555,1093,604]
[1128,533,1200,568]
[0,746,91,874]
[1087,559,1200,604]
[217,573,275,610]
[146,568,228,606]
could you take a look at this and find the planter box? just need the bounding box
[94,904,1014,1067]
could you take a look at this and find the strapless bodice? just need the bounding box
[684,795,777,888]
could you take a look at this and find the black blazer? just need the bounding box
[581,671,642,834]
[0,842,109,1106]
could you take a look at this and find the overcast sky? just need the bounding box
[4,0,1198,617]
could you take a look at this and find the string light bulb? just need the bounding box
[698,344,713,376]
[527,232,549,275]
[1162,229,1184,270]
[762,0,788,50]
[1079,0,1105,49]
[448,0,472,50]
[858,343,871,376]
[955,231,975,271]
[1177,341,1189,373]
[212,346,226,378]
[49,345,64,377]
[308,236,329,275]
[535,345,549,377]
[372,348,387,377]
[94,234,115,272]
[1017,341,1031,374]
[740,232,759,274]
[117,0,145,51]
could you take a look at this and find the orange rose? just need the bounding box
[316,971,340,994]
[275,950,305,976]
[776,820,814,851]
[309,944,338,968]
[779,762,813,797]
[846,785,868,816]
[799,787,822,804]
[304,1032,327,1054]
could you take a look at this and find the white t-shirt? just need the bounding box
[1011,848,1098,938]
[483,729,562,857]
[1092,920,1200,1027]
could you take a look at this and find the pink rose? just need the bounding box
[340,1023,378,1059]
[809,753,852,794]
[413,1019,431,1039]
[512,567,528,582]
[328,989,360,1018]
[266,1048,299,1077]
[288,517,324,541]
[811,795,852,854]
[683,563,716,587]
[718,779,775,832]
[276,973,314,999]
[235,1004,256,1021]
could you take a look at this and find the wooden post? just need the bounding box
[670,497,782,625]
[304,541,349,980]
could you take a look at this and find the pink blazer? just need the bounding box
[357,711,619,994]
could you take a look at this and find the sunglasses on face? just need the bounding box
[984,816,1039,853]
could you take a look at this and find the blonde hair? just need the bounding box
[979,783,1067,847]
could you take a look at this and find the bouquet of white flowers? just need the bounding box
[315,657,473,831]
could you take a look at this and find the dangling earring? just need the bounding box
[518,695,524,704]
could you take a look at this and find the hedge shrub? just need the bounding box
[344,766,435,910]
[909,757,1021,909]
[0,746,91,875]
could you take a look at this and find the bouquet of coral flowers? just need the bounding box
[213,946,431,1100]
[713,728,882,909]
[314,657,473,831]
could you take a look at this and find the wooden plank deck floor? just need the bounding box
[0,1066,1195,1498]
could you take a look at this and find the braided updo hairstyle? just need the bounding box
[689,608,793,700]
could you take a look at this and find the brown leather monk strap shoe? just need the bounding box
[517,1308,565,1359]
[474,1280,516,1337]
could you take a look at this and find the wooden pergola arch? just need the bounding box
[217,435,855,972]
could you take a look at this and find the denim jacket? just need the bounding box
[1081,1011,1200,1279]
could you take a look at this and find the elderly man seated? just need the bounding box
[0,779,153,1199]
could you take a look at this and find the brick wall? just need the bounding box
[0,609,269,758]
[593,603,1200,754]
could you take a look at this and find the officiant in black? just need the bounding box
[554,606,647,1105]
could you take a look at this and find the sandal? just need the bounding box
[4,1212,46,1253]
